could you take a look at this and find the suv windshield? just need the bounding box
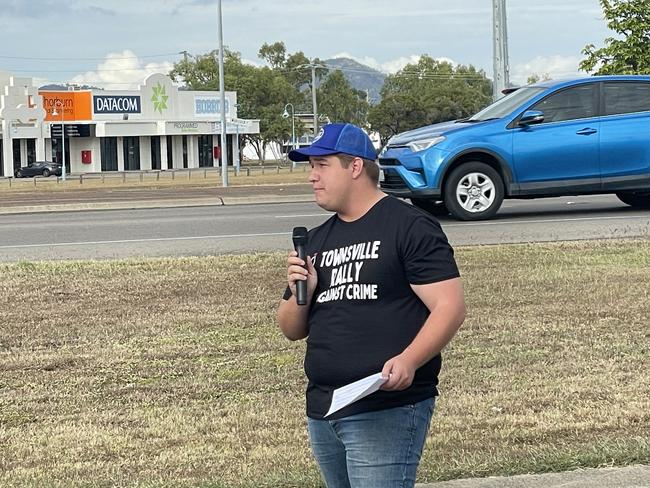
[468,86,546,121]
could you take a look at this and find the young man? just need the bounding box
[277,123,465,488]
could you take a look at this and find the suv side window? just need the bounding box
[531,84,596,123]
[603,82,650,116]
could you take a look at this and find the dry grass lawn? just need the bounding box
[0,240,649,487]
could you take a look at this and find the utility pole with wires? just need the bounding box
[296,62,326,137]
[492,0,510,100]
[217,0,229,186]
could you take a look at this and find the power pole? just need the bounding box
[297,62,325,137]
[217,0,229,186]
[492,0,510,100]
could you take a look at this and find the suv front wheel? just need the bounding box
[444,162,504,220]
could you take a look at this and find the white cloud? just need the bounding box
[380,55,423,74]
[69,50,174,89]
[330,52,383,71]
[510,55,584,85]
[330,52,459,74]
[241,57,262,67]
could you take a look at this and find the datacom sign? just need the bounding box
[93,95,142,114]
[194,96,229,117]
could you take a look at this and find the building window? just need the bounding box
[13,139,21,172]
[198,135,212,167]
[26,139,36,164]
[166,135,173,169]
[123,136,140,170]
[51,133,70,172]
[100,137,118,172]
[182,135,188,168]
[151,136,161,170]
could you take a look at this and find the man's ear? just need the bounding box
[350,157,364,179]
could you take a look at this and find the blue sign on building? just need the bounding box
[94,95,142,114]
[194,96,229,117]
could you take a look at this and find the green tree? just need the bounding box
[580,0,650,74]
[368,56,492,142]
[169,49,302,162]
[527,73,551,84]
[317,70,369,127]
[258,41,328,111]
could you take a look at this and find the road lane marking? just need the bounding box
[0,231,292,250]
[274,213,331,218]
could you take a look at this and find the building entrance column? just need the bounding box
[160,135,168,170]
[36,137,46,161]
[117,137,125,171]
[1,120,12,177]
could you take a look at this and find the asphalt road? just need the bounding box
[0,195,649,262]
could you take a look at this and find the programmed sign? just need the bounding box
[194,96,229,117]
[93,95,142,114]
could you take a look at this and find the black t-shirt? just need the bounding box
[283,196,460,420]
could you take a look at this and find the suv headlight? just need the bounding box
[407,136,446,152]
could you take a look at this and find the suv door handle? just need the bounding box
[576,128,597,135]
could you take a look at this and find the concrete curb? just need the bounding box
[0,194,314,215]
[415,465,650,488]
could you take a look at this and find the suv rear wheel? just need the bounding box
[616,191,650,209]
[444,162,504,220]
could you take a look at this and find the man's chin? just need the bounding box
[314,195,335,212]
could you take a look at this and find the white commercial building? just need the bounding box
[0,70,259,177]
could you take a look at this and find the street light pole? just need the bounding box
[217,0,229,187]
[52,101,66,182]
[282,103,296,168]
[311,65,318,137]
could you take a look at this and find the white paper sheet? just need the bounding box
[325,372,388,417]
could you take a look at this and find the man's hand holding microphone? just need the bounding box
[288,227,317,305]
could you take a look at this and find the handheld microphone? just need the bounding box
[292,226,309,305]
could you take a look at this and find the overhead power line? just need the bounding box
[0,52,181,61]
[6,67,174,73]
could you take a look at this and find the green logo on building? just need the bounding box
[151,82,169,114]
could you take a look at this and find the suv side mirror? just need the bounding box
[519,110,545,126]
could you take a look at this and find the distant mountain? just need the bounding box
[39,83,103,91]
[323,58,386,104]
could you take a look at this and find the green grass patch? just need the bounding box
[0,240,649,486]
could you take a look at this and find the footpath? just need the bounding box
[416,465,650,487]
[1,183,648,487]
[0,183,314,215]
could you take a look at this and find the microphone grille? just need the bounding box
[292,226,308,239]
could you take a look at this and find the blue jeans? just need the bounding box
[307,397,436,488]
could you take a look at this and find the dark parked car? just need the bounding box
[14,161,63,178]
[379,75,650,220]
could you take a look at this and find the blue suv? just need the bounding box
[379,75,650,220]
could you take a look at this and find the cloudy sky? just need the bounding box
[0,0,611,89]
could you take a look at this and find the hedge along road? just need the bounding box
[0,194,650,262]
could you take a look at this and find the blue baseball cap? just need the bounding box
[288,123,377,162]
